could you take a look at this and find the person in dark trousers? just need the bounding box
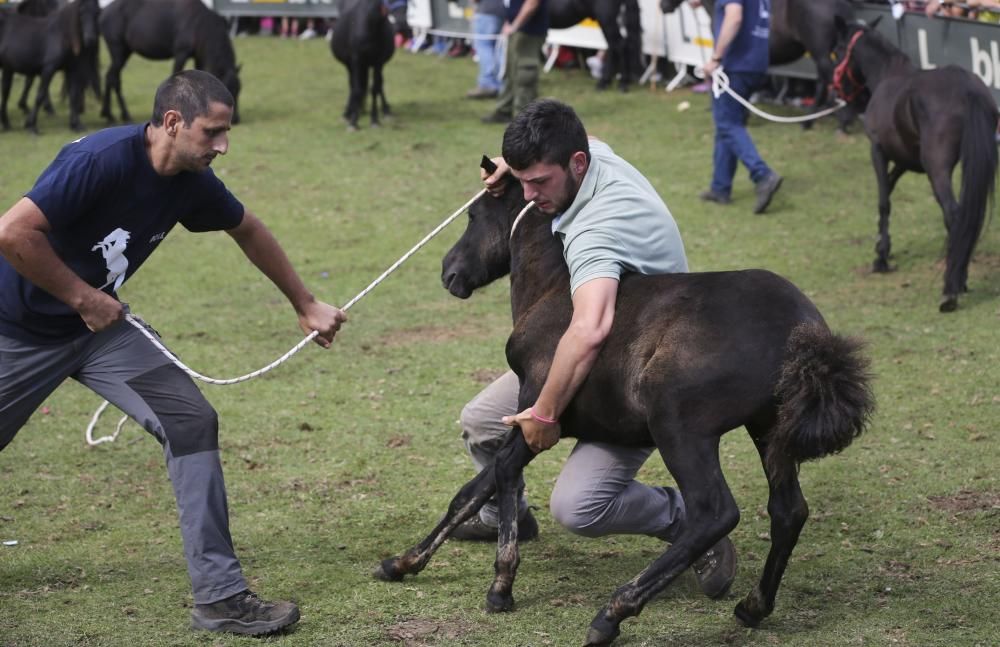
[698,0,783,213]
[481,0,549,124]
[0,69,346,635]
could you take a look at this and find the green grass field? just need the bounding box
[0,36,997,647]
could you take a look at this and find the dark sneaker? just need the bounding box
[699,189,731,205]
[450,509,539,542]
[753,173,783,214]
[191,590,300,635]
[480,111,511,125]
[466,87,499,100]
[692,536,737,599]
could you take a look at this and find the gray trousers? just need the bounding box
[460,370,686,541]
[0,323,247,604]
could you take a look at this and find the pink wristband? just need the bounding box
[530,407,558,425]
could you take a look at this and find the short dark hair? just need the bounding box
[501,99,590,170]
[151,69,234,127]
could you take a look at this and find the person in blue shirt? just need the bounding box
[481,0,549,124]
[698,0,783,213]
[0,69,346,635]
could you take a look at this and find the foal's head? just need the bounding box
[441,176,527,300]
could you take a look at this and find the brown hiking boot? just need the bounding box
[191,590,300,635]
[692,536,737,599]
[450,509,539,542]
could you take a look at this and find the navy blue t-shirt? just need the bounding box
[505,0,548,37]
[714,0,770,73]
[0,123,244,344]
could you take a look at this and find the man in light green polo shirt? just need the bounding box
[451,99,736,600]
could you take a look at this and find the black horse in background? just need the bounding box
[12,0,61,116]
[374,179,874,645]
[0,0,101,132]
[549,0,643,91]
[832,20,997,312]
[99,0,242,124]
[330,0,409,130]
[661,0,856,131]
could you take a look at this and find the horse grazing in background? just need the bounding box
[661,0,856,131]
[0,0,101,133]
[330,0,409,130]
[374,179,874,646]
[99,0,242,124]
[832,20,997,312]
[549,0,643,91]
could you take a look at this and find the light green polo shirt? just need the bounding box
[553,140,688,295]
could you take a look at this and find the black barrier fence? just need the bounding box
[857,3,1000,105]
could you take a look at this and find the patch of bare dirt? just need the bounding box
[379,323,498,348]
[926,489,1000,516]
[384,617,474,646]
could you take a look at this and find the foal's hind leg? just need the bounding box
[924,156,963,311]
[733,433,809,627]
[871,144,905,273]
[585,433,739,647]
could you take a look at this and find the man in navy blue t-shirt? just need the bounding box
[698,0,783,214]
[0,70,346,635]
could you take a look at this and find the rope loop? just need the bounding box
[86,188,489,445]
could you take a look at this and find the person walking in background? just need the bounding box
[697,0,783,214]
[467,0,506,99]
[480,0,549,124]
[0,70,347,635]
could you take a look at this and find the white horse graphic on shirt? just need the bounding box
[92,228,131,291]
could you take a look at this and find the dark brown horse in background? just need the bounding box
[549,0,643,91]
[11,0,61,116]
[832,20,997,312]
[661,0,856,130]
[99,0,242,124]
[374,175,874,645]
[330,0,409,130]
[0,0,101,132]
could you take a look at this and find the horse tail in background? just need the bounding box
[767,322,874,478]
[947,91,998,293]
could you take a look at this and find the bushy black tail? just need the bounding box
[946,91,997,298]
[768,323,875,477]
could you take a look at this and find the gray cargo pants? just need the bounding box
[460,370,686,541]
[0,322,247,604]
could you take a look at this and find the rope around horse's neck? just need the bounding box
[85,188,489,446]
[509,201,537,240]
[711,68,847,124]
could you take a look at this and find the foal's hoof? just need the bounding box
[373,558,406,582]
[733,597,767,628]
[938,294,959,313]
[484,590,514,613]
[583,615,620,646]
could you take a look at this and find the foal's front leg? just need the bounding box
[374,463,499,581]
[486,430,536,613]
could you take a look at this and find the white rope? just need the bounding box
[86,188,489,445]
[711,67,847,124]
[509,201,536,239]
